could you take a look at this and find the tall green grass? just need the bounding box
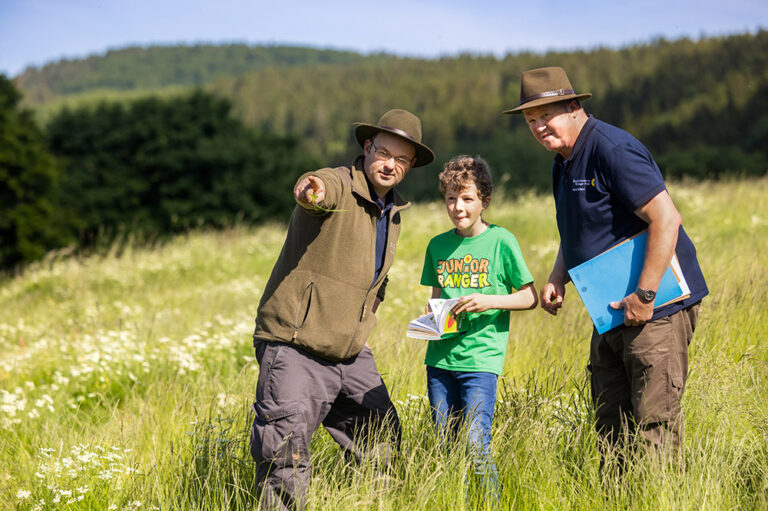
[1,178,766,510]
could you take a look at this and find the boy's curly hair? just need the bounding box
[438,155,493,201]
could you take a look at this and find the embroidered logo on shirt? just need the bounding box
[572,179,590,191]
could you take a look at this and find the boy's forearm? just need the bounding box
[455,284,538,314]
[493,283,538,310]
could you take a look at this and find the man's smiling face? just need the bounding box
[523,100,581,158]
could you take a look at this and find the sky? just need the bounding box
[1,0,766,77]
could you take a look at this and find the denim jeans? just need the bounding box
[426,366,500,501]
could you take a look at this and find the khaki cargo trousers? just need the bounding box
[589,303,700,450]
[250,341,401,510]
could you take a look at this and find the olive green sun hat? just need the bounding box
[353,108,435,167]
[504,66,591,114]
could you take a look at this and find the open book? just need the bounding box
[406,297,467,340]
[567,230,690,334]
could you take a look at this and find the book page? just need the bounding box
[407,297,463,340]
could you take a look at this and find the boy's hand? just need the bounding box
[451,294,492,314]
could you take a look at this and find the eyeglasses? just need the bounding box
[369,140,413,171]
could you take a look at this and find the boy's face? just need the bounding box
[444,182,489,237]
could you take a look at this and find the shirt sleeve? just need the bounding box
[500,232,534,290]
[420,239,440,287]
[603,142,666,212]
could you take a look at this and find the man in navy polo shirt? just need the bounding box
[505,67,708,455]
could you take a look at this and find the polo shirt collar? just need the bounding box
[556,114,596,166]
[367,180,394,215]
[357,158,394,211]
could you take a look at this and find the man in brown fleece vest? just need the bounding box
[250,109,434,510]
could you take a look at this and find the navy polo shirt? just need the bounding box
[553,116,708,320]
[366,178,394,286]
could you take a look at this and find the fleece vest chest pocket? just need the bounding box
[292,281,314,339]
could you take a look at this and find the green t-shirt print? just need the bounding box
[419,225,534,375]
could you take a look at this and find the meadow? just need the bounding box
[1,177,766,510]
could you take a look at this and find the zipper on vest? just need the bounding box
[340,199,405,359]
[342,207,380,358]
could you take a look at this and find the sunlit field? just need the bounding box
[1,178,767,510]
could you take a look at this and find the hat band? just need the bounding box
[380,126,417,143]
[520,88,575,104]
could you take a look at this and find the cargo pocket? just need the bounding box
[634,352,687,425]
[249,402,305,466]
[669,374,685,420]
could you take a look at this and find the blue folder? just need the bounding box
[567,231,689,334]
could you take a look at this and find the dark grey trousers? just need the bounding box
[250,341,401,510]
[590,303,700,451]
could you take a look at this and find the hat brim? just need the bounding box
[354,124,435,167]
[503,93,592,114]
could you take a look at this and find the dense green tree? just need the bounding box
[0,75,69,269]
[47,91,318,243]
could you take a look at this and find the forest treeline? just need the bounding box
[209,32,768,196]
[15,31,768,198]
[3,31,767,269]
[15,44,381,102]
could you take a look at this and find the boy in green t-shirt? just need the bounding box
[420,155,537,498]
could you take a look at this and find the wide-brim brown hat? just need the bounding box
[354,109,434,167]
[503,66,591,114]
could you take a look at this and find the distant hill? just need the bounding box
[13,44,389,103]
[208,32,768,193]
[11,33,768,197]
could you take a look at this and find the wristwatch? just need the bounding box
[635,287,656,304]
